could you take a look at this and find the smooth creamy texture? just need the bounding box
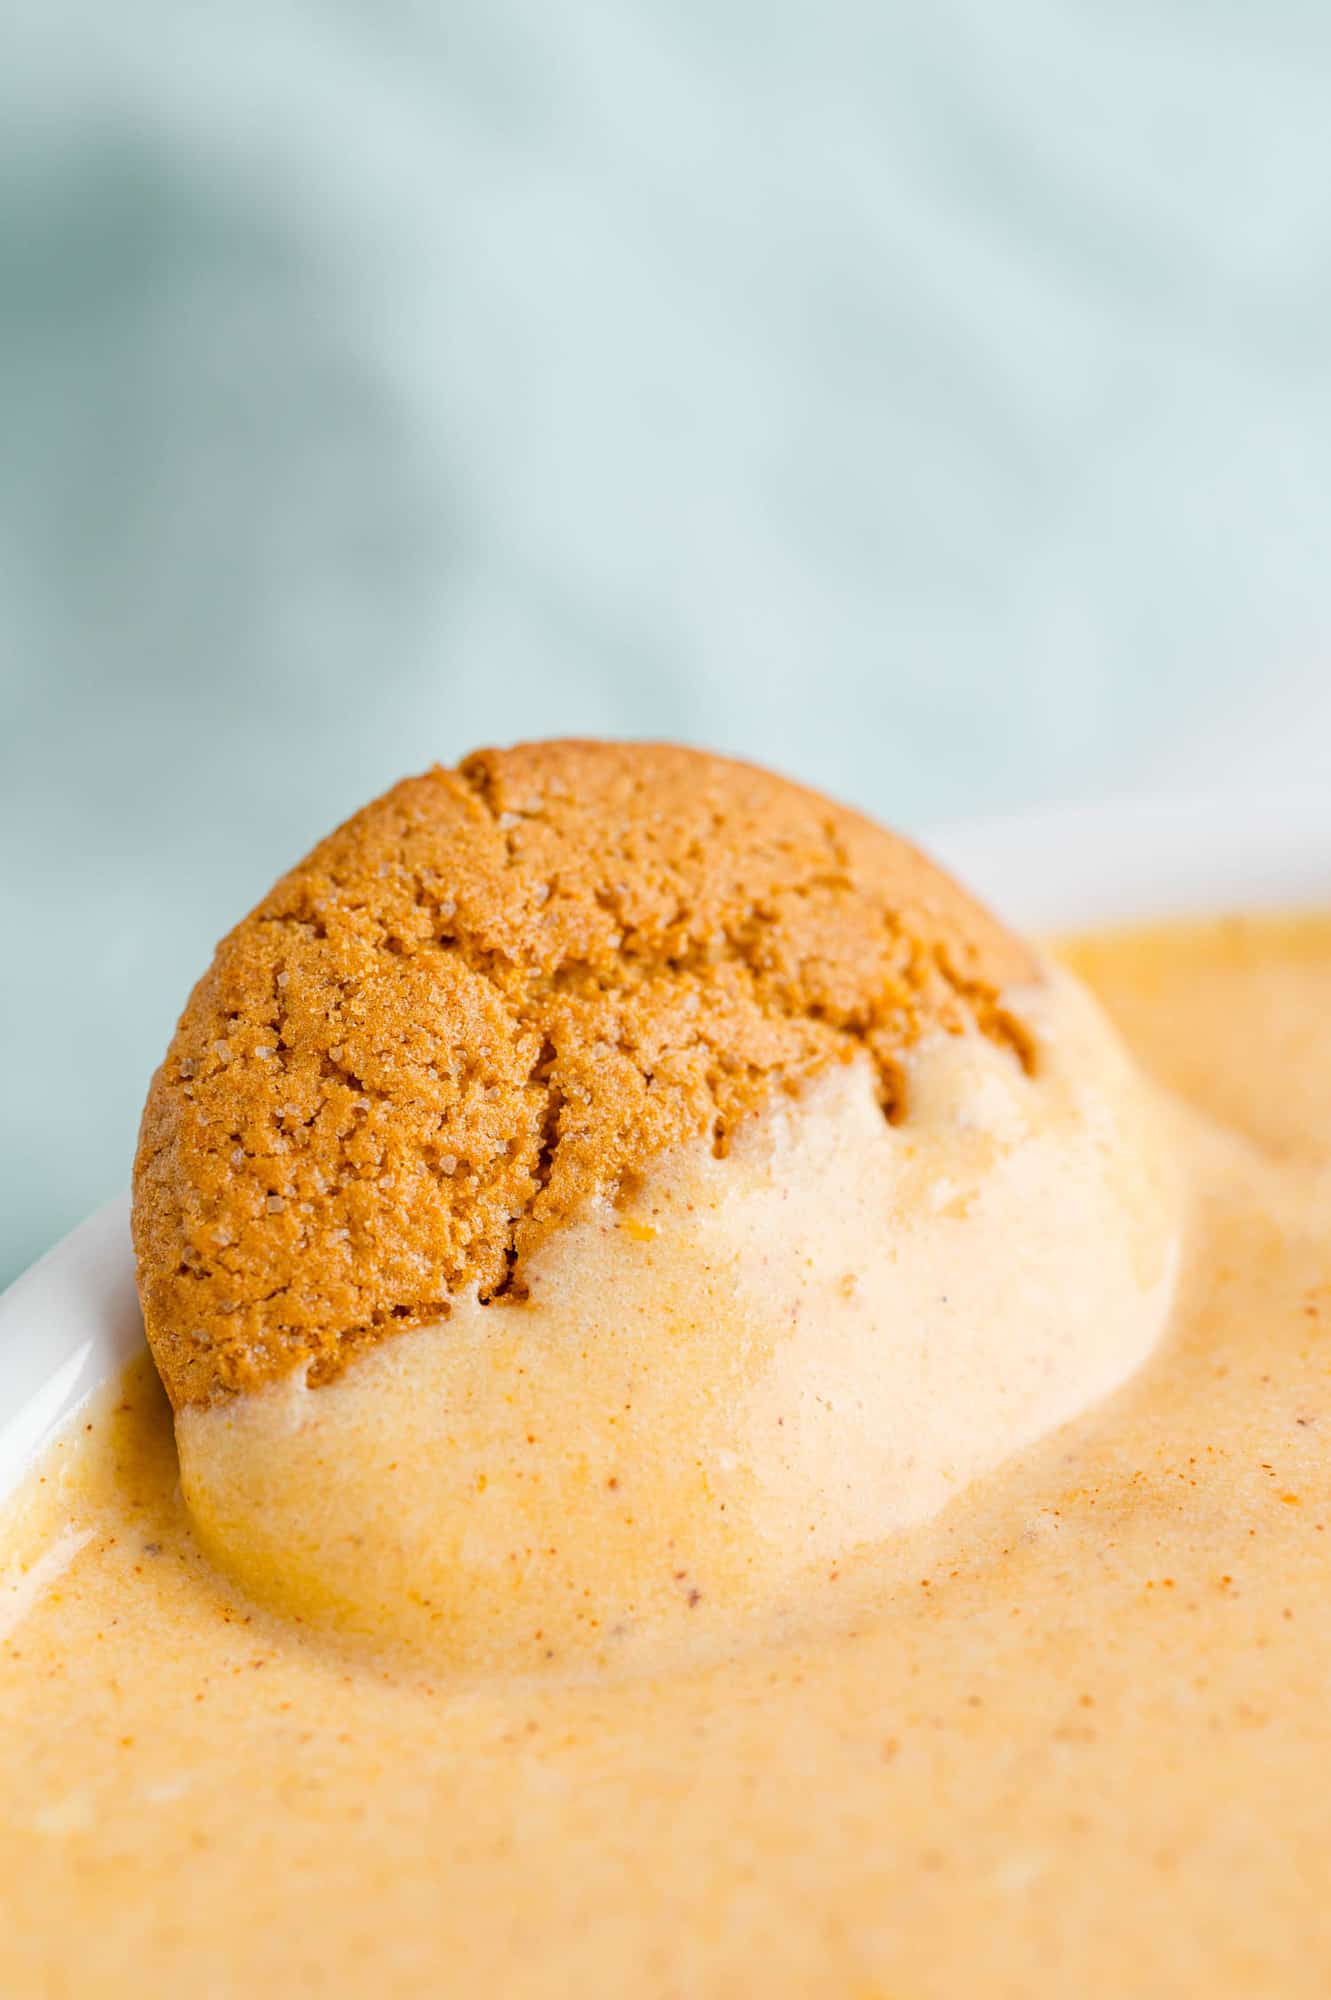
[2,915,1331,1998]
[178,967,1175,1670]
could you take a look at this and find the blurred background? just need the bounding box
[3,0,1331,1286]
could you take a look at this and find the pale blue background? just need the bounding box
[3,0,1331,1285]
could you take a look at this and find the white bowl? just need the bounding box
[3,787,1328,1508]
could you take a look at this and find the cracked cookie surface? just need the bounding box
[132,740,1037,1408]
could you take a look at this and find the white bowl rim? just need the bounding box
[2,784,1329,1505]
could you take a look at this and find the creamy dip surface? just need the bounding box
[3,914,1331,1997]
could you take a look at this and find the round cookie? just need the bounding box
[132,740,1036,1409]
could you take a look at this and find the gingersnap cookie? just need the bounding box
[132,740,1035,1411]
[133,741,1179,1670]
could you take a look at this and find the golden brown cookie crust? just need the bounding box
[133,741,1037,1408]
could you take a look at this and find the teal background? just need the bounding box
[3,1,1331,1286]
